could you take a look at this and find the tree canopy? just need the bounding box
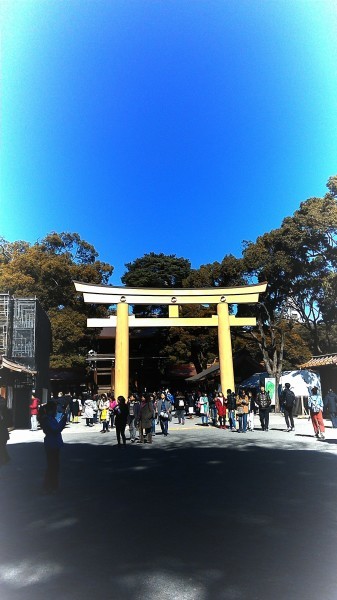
[243,193,337,354]
[0,232,114,368]
[122,252,191,288]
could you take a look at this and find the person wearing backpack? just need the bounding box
[175,391,186,425]
[280,383,296,432]
[308,386,325,440]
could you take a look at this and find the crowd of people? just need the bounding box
[2,384,334,494]
[28,384,337,443]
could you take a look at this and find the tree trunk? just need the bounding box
[190,346,203,374]
[250,305,285,412]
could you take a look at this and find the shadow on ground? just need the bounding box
[1,436,337,600]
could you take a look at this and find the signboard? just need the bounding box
[265,378,276,406]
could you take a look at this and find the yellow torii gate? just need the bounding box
[74,281,267,397]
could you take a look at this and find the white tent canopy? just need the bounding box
[239,369,321,396]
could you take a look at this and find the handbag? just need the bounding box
[160,411,169,420]
[236,406,244,416]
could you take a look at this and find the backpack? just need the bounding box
[259,393,271,409]
[283,389,295,408]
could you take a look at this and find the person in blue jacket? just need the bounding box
[39,400,67,494]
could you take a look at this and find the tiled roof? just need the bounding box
[299,354,337,368]
[186,363,220,382]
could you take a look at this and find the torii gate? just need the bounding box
[74,281,267,398]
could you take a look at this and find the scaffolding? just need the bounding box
[0,294,10,355]
[11,298,36,359]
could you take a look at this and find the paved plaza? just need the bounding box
[1,413,337,600]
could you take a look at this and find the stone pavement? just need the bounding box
[1,413,337,600]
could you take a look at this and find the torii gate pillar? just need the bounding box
[217,301,235,392]
[114,302,129,399]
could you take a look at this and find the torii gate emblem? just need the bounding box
[74,281,267,397]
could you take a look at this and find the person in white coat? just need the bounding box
[83,395,95,427]
[98,393,110,433]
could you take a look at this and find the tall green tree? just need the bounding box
[122,252,191,288]
[0,232,113,368]
[243,189,337,354]
[241,178,337,407]
[122,252,191,318]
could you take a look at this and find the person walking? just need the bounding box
[280,383,296,432]
[38,400,67,494]
[247,391,256,431]
[256,385,271,431]
[139,394,155,443]
[324,388,337,428]
[71,393,81,424]
[308,386,325,440]
[175,391,186,425]
[114,396,129,446]
[56,392,66,419]
[98,393,110,433]
[83,394,95,427]
[64,393,72,424]
[109,395,117,429]
[227,389,237,431]
[151,392,158,436]
[199,392,209,426]
[186,391,195,419]
[215,392,227,429]
[166,389,175,408]
[29,391,40,431]
[92,395,99,424]
[236,389,249,433]
[209,392,217,427]
[157,392,172,436]
[128,393,140,442]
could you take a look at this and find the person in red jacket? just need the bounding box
[215,392,227,429]
[29,391,40,431]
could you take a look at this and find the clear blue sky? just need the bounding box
[1,0,337,283]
